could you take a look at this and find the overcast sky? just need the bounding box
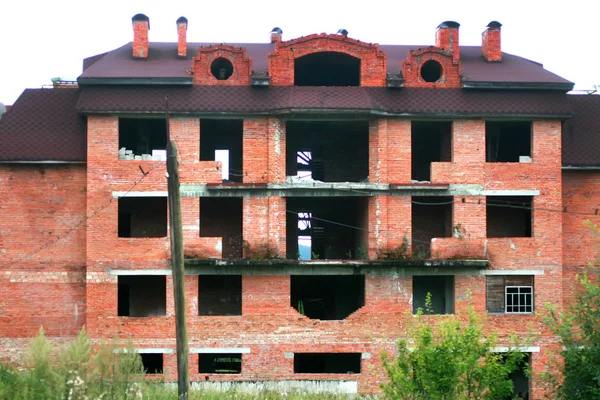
[0,0,595,105]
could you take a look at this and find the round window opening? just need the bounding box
[420,60,443,83]
[210,58,234,80]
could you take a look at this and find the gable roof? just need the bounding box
[563,95,600,167]
[79,42,573,90]
[0,89,86,162]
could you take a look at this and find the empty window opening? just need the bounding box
[297,151,313,180]
[286,121,368,183]
[486,121,532,162]
[298,212,312,260]
[411,121,452,182]
[140,353,163,374]
[509,354,531,399]
[118,197,167,238]
[215,150,230,180]
[200,119,243,183]
[287,197,368,260]
[291,275,365,320]
[412,196,453,257]
[199,353,242,374]
[420,60,443,83]
[211,57,234,80]
[118,118,167,160]
[198,275,242,316]
[486,275,534,314]
[200,198,243,259]
[412,275,454,315]
[294,52,360,86]
[294,353,361,374]
[118,276,166,317]
[487,196,532,238]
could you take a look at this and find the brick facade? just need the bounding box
[0,17,595,399]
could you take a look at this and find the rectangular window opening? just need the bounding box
[198,275,242,316]
[200,119,243,183]
[286,121,368,183]
[411,121,452,182]
[200,198,243,259]
[412,275,454,315]
[215,149,230,180]
[487,275,534,314]
[294,353,361,374]
[118,197,167,238]
[199,353,242,374]
[118,118,167,161]
[286,197,368,260]
[487,196,532,238]
[291,275,365,320]
[140,353,164,374]
[486,121,532,163]
[411,196,453,257]
[118,276,166,317]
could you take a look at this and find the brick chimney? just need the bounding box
[177,17,188,58]
[482,21,502,62]
[270,27,283,43]
[435,21,460,61]
[132,14,150,59]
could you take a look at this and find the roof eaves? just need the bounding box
[462,81,574,91]
[77,77,193,85]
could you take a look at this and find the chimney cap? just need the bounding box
[337,28,349,37]
[486,21,502,29]
[132,13,150,29]
[271,27,283,34]
[177,16,188,25]
[437,21,460,29]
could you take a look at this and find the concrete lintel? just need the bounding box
[481,189,540,196]
[190,348,251,354]
[361,353,372,359]
[180,183,449,198]
[489,346,540,353]
[113,348,175,354]
[112,191,168,198]
[110,269,172,276]
[185,260,489,276]
[448,185,540,197]
[480,269,545,276]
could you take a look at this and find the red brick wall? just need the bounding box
[562,170,600,308]
[0,165,86,338]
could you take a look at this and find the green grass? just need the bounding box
[0,328,373,399]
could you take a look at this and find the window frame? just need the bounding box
[505,285,534,314]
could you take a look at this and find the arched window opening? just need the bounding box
[294,52,360,86]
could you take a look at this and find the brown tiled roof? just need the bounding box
[0,89,86,161]
[78,42,572,88]
[76,86,572,117]
[563,95,600,166]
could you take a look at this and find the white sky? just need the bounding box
[0,0,596,105]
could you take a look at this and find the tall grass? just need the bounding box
[0,328,365,399]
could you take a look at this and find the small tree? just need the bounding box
[543,222,600,399]
[381,297,526,400]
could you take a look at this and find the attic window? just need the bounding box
[211,58,233,80]
[420,60,442,83]
[294,52,360,86]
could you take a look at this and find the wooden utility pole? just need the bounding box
[166,100,189,399]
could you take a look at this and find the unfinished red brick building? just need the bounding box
[1,15,599,397]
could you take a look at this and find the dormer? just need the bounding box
[268,33,387,86]
[401,21,462,88]
[192,45,252,86]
